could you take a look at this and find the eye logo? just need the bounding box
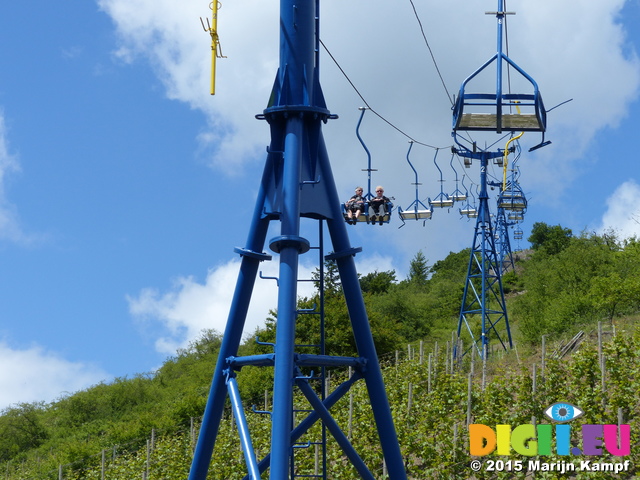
[544,402,584,423]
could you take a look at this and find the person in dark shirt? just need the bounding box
[368,186,390,225]
[345,186,365,225]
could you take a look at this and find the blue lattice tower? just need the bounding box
[453,149,513,360]
[494,205,515,275]
[187,1,406,479]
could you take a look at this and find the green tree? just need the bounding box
[311,259,341,297]
[588,273,640,323]
[176,328,222,359]
[0,402,49,461]
[528,222,573,254]
[512,231,621,343]
[587,239,640,322]
[428,249,470,281]
[359,270,396,294]
[406,251,429,287]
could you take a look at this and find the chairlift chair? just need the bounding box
[497,187,527,211]
[451,3,550,151]
[449,154,467,202]
[459,205,478,218]
[458,175,477,218]
[431,150,454,208]
[398,142,432,226]
[343,107,393,225]
[514,227,524,240]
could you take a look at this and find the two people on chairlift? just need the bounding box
[344,185,391,226]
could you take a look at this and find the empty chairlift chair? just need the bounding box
[430,150,454,209]
[458,175,478,218]
[514,227,523,240]
[449,154,468,202]
[497,182,527,212]
[451,6,550,151]
[398,142,432,225]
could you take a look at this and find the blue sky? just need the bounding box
[1,0,639,410]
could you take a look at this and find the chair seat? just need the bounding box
[458,113,543,131]
[431,199,454,208]
[400,210,432,220]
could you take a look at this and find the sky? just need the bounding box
[0,0,639,410]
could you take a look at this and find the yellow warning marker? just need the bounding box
[502,102,524,190]
[200,1,225,95]
[502,131,524,190]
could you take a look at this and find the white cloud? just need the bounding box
[0,341,108,411]
[355,252,398,277]
[598,179,640,239]
[127,250,403,355]
[515,0,640,199]
[128,258,316,355]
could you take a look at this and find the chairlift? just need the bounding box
[430,150,454,208]
[514,227,524,240]
[497,183,527,212]
[398,142,432,226]
[498,140,528,212]
[449,154,467,202]
[502,133,523,192]
[451,2,550,151]
[458,175,478,218]
[342,107,393,225]
[459,205,478,218]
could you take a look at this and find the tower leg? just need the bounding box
[269,117,306,480]
[188,155,273,480]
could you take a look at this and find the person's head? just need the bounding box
[355,187,363,195]
[375,186,384,197]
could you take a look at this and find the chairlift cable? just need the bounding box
[504,0,513,105]
[319,38,449,150]
[407,0,454,106]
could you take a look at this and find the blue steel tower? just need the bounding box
[188,1,407,479]
[452,0,548,359]
[453,148,513,359]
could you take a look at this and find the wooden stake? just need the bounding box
[482,344,487,390]
[466,373,473,426]
[428,353,432,393]
[541,334,546,382]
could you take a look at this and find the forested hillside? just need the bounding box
[2,224,639,479]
